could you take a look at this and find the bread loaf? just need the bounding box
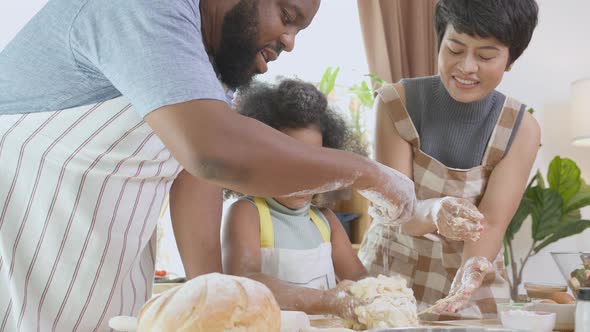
[137,273,280,331]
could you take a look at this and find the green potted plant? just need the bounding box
[504,156,590,300]
[318,67,384,152]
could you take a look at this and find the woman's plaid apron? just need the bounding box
[359,84,521,321]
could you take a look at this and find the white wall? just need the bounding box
[0,1,48,50]
[257,0,369,86]
[497,0,590,291]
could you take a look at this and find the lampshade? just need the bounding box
[571,78,590,147]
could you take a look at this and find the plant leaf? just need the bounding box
[365,73,385,88]
[318,67,332,93]
[504,173,539,243]
[503,237,510,266]
[349,81,374,108]
[534,219,590,253]
[562,209,582,224]
[547,156,581,206]
[528,187,562,241]
[535,170,546,188]
[564,179,590,213]
[319,67,340,95]
[505,194,534,241]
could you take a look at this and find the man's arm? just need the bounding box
[145,99,403,200]
[169,170,223,278]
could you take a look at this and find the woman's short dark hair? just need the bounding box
[435,0,539,65]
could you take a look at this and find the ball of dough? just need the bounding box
[137,273,280,332]
[347,275,418,330]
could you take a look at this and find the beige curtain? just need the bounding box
[357,0,438,83]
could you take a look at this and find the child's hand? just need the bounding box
[321,280,366,321]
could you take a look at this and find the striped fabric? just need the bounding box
[0,97,181,331]
[359,84,520,321]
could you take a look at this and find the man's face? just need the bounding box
[215,0,320,89]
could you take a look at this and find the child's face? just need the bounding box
[438,24,511,103]
[275,126,323,209]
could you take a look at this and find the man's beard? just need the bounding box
[215,0,260,90]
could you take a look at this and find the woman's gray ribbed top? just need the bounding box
[400,76,525,169]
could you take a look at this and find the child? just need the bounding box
[222,79,368,321]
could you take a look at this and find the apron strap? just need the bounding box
[254,197,274,248]
[376,83,421,148]
[309,208,330,242]
[481,97,523,167]
[254,198,330,247]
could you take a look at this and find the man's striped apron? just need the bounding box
[0,97,181,331]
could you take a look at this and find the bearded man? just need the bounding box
[0,1,417,330]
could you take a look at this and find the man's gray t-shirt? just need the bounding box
[0,0,227,117]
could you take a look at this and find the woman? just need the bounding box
[358,0,540,321]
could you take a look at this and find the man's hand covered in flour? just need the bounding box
[429,256,494,314]
[416,197,485,241]
[321,280,366,322]
[359,163,417,224]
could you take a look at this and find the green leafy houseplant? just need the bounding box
[317,67,384,146]
[347,73,385,140]
[504,156,590,300]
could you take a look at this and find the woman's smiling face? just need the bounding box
[438,24,511,103]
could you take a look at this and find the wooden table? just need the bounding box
[310,317,568,331]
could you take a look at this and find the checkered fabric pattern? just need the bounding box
[359,84,520,321]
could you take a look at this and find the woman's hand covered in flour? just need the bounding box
[322,280,366,322]
[359,163,417,224]
[430,197,485,241]
[429,256,493,314]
